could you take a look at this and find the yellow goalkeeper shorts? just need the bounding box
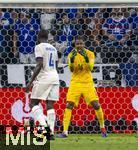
[67,82,99,107]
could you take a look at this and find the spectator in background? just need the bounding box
[128,8,138,48]
[0,8,17,64]
[102,11,131,48]
[72,10,84,35]
[56,13,74,63]
[128,52,138,63]
[13,11,40,64]
[40,9,70,64]
[48,30,67,64]
[40,9,57,31]
[119,8,137,63]
[83,10,105,63]
[40,8,68,62]
[101,11,134,65]
[11,9,18,24]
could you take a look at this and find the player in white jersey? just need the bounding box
[26,29,59,140]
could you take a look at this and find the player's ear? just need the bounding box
[37,38,41,44]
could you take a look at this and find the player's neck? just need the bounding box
[40,39,47,43]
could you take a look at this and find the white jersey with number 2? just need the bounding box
[34,42,59,84]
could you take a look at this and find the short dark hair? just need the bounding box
[74,36,84,42]
[71,36,84,47]
[37,30,49,41]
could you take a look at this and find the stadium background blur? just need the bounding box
[0,7,138,135]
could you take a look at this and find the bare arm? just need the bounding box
[26,58,43,92]
[56,60,59,72]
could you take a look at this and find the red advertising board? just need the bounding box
[0,87,138,126]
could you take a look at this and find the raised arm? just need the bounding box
[68,50,77,72]
[87,53,95,71]
[79,49,95,71]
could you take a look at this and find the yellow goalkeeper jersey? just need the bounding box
[68,48,95,84]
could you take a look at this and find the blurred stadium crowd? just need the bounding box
[0,7,137,87]
[0,8,138,64]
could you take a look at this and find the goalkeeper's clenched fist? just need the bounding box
[78,48,89,63]
[70,48,89,63]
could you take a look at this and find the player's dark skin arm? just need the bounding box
[56,60,59,72]
[26,58,43,92]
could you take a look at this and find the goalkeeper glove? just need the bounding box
[79,49,89,63]
[70,49,77,63]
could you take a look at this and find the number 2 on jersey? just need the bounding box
[49,53,54,67]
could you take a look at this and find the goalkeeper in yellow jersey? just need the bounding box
[59,36,107,138]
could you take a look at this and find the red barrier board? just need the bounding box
[0,87,138,126]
